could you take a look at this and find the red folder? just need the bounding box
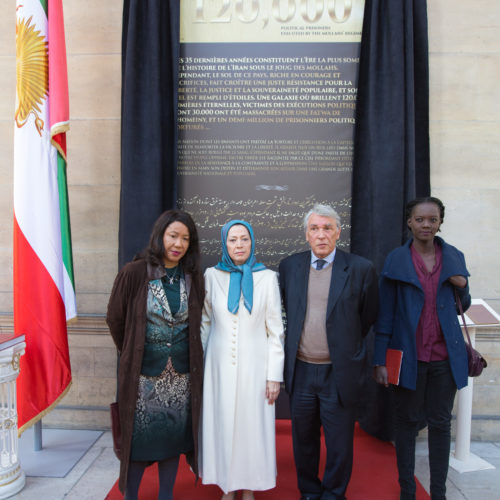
[386,349,403,385]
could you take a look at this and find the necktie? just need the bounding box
[316,259,326,270]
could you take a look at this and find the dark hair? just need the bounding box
[405,197,445,225]
[140,210,203,294]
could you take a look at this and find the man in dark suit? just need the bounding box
[279,204,378,500]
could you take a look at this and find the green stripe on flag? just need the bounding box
[39,0,48,16]
[57,152,75,288]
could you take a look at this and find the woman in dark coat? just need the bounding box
[373,197,470,500]
[107,210,204,499]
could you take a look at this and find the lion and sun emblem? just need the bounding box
[15,10,49,136]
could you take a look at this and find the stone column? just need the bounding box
[0,336,26,498]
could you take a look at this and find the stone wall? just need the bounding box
[0,1,499,437]
[428,1,500,313]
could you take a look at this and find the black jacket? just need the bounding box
[279,249,378,407]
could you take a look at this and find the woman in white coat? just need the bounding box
[200,220,285,500]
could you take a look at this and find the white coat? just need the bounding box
[199,267,285,493]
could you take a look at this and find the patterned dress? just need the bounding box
[130,272,193,461]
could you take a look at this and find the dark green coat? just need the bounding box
[106,259,204,493]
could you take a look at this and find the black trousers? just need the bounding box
[290,360,355,500]
[394,360,457,500]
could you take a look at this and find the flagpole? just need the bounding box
[34,420,42,451]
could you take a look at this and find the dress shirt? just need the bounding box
[310,248,336,269]
[411,242,448,361]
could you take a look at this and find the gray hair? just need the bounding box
[303,204,341,231]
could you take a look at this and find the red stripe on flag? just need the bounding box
[14,217,72,431]
[48,0,69,131]
[52,132,66,156]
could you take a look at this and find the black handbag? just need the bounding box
[110,401,121,459]
[455,289,487,377]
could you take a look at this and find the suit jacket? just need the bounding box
[279,249,378,407]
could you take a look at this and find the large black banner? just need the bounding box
[178,0,364,268]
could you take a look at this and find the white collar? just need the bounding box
[310,248,336,268]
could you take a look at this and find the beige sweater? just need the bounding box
[297,264,332,364]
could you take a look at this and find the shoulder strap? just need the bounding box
[455,287,473,348]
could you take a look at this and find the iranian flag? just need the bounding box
[14,0,75,434]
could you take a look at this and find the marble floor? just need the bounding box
[415,440,500,500]
[6,431,500,500]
